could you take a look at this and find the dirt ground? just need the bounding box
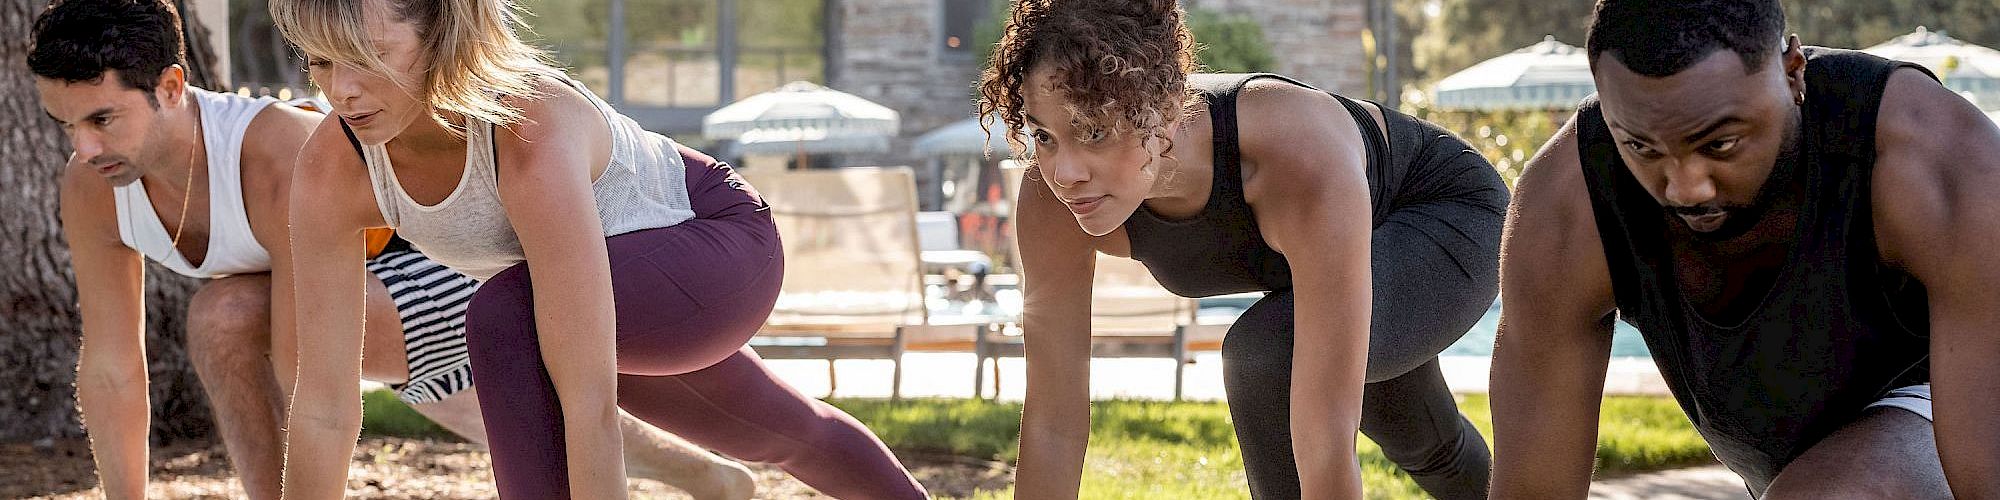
[3,438,1012,499]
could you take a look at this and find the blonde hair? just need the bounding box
[271,0,553,132]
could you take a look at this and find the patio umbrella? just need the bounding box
[912,115,1031,157]
[1432,35,1596,111]
[703,81,900,167]
[1864,27,2000,110]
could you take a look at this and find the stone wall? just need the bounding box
[1186,0,1370,95]
[827,0,1371,195]
[830,0,982,174]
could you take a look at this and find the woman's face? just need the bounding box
[304,0,430,146]
[1020,65,1165,237]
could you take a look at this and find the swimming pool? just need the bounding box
[1197,297,1653,358]
[1442,299,1653,358]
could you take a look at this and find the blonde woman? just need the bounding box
[269,0,927,498]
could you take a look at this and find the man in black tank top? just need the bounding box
[1488,1,2000,499]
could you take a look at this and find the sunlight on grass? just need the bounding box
[362,391,1711,499]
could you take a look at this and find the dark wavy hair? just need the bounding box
[976,0,1198,167]
[29,0,188,108]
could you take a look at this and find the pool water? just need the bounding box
[1198,297,1653,359]
[1441,299,1653,358]
[972,288,1656,359]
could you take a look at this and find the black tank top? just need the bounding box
[1576,48,1932,492]
[1123,73,1493,296]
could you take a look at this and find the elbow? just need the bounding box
[1021,398,1091,443]
[286,389,362,434]
[75,363,144,398]
[561,397,622,429]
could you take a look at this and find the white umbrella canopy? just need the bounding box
[1864,27,2000,110]
[1433,35,1597,111]
[703,81,900,155]
[912,115,1032,157]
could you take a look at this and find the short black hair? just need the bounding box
[1586,0,1787,77]
[28,0,188,106]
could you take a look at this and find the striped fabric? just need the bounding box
[365,249,480,404]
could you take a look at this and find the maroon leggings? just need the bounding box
[463,147,926,498]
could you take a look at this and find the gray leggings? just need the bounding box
[1222,160,1504,499]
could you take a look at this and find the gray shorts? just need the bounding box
[365,249,478,404]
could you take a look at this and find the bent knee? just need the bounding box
[1763,408,1949,500]
[186,276,274,350]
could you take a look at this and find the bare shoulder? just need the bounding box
[293,111,368,184]
[1503,113,1614,315]
[58,158,120,247]
[1233,78,1366,196]
[1871,67,2000,268]
[240,102,325,219]
[1510,115,1589,231]
[285,112,383,230]
[1234,78,1359,168]
[1232,77,1371,254]
[497,72,603,139]
[242,101,323,174]
[492,72,610,167]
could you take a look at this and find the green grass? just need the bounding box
[362,392,1713,499]
[832,395,1713,499]
[359,389,456,439]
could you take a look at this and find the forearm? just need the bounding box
[536,276,628,499]
[1015,383,1091,499]
[270,260,301,399]
[1487,317,1611,499]
[1933,335,2000,499]
[279,385,363,499]
[1281,233,1371,499]
[76,359,150,499]
[1289,353,1365,499]
[279,235,368,498]
[1014,310,1093,499]
[1287,311,1368,498]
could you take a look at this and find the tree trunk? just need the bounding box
[1,0,224,445]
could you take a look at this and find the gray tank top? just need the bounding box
[353,73,694,281]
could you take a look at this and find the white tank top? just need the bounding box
[113,87,277,279]
[358,72,694,281]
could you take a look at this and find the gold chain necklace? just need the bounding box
[169,127,198,251]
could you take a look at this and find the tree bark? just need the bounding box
[1,0,221,445]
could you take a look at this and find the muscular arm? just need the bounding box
[242,102,322,397]
[1238,82,1373,498]
[1871,68,2000,499]
[491,79,627,499]
[1011,163,1101,499]
[278,115,386,499]
[1488,116,1619,499]
[60,161,151,500]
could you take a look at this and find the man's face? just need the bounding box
[37,68,182,187]
[1594,43,1805,235]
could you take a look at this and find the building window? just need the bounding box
[516,0,824,107]
[940,0,985,59]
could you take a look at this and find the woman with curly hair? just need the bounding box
[980,1,1506,498]
[267,0,927,497]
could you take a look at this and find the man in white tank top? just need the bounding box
[28,1,752,498]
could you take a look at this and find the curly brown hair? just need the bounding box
[976,0,1198,168]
